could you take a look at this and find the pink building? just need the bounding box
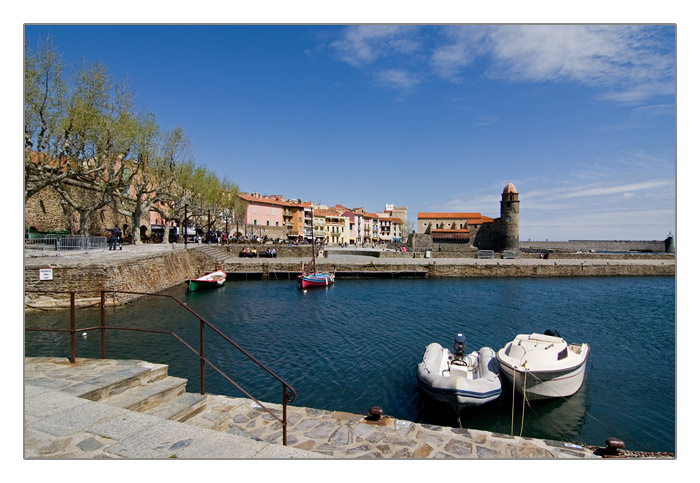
[239,193,286,229]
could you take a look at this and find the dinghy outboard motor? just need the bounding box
[454,333,467,357]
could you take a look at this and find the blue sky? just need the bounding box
[23,23,676,241]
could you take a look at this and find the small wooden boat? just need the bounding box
[300,271,335,289]
[298,208,335,290]
[188,269,227,292]
[496,331,589,400]
[417,334,502,411]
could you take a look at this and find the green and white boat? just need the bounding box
[188,269,227,292]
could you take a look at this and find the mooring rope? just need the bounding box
[510,367,517,436]
[519,370,527,437]
[523,368,655,452]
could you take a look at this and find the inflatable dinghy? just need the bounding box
[417,334,501,411]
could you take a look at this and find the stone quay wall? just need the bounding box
[24,246,675,309]
[24,248,215,309]
[225,259,675,279]
[520,240,666,252]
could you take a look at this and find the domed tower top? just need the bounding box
[503,182,518,194]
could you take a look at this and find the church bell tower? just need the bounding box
[501,182,520,250]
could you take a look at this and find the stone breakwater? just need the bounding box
[24,244,675,309]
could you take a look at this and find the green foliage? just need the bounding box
[24,38,244,236]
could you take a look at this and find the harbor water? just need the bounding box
[24,276,676,453]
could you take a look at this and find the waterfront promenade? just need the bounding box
[25,357,603,459]
[24,242,675,271]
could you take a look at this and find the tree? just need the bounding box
[49,60,142,235]
[24,37,70,202]
[114,123,191,243]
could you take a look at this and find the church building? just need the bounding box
[416,182,520,252]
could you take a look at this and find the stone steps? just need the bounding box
[101,376,188,413]
[81,364,210,424]
[66,361,169,402]
[143,393,208,422]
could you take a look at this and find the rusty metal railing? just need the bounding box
[25,289,297,445]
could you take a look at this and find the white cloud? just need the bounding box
[330,25,420,67]
[375,69,421,89]
[328,25,675,100]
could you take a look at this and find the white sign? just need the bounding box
[38,268,53,281]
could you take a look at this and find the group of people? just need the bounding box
[239,247,258,258]
[238,247,278,258]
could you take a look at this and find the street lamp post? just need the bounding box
[184,203,188,248]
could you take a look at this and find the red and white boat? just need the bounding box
[299,271,335,289]
[298,208,335,290]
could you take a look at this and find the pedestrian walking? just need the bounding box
[106,225,121,251]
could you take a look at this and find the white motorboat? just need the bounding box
[417,334,502,411]
[496,331,589,400]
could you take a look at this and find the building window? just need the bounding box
[253,206,258,214]
[266,221,270,226]
[254,220,257,225]
[275,222,279,226]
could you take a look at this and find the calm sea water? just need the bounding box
[24,276,676,453]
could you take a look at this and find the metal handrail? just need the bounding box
[24,289,297,445]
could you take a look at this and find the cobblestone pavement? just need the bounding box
[24,357,599,459]
[186,394,598,459]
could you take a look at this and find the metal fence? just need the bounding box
[25,235,107,255]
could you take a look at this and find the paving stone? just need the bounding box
[505,443,554,458]
[87,410,162,440]
[24,388,91,418]
[312,443,337,456]
[392,447,412,458]
[77,437,104,452]
[415,429,446,445]
[291,417,322,431]
[444,439,474,457]
[28,400,129,437]
[411,443,434,458]
[233,414,248,424]
[304,420,337,439]
[329,425,351,445]
[475,445,500,458]
[294,440,315,451]
[38,437,72,455]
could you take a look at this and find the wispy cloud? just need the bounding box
[327,25,675,101]
[330,25,420,67]
[374,69,421,89]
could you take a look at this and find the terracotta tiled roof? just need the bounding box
[418,212,481,219]
[418,212,493,224]
[239,193,296,207]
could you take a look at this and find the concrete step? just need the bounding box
[76,362,169,402]
[100,376,187,412]
[143,392,208,422]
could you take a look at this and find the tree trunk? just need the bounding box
[131,207,143,245]
[79,210,91,237]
